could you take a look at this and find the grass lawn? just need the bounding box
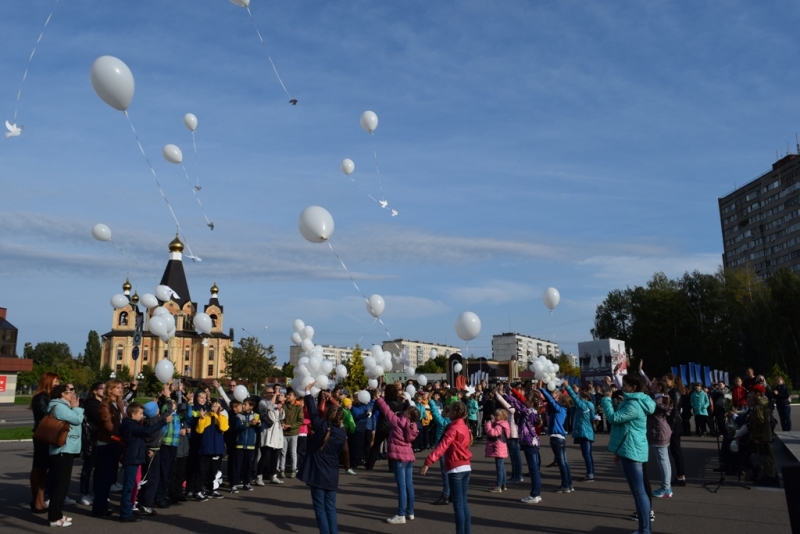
[14,396,32,405]
[0,427,33,441]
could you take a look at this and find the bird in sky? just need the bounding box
[391,209,398,217]
[289,99,298,105]
[194,186,202,192]
[379,199,388,208]
[207,222,215,230]
[5,121,22,138]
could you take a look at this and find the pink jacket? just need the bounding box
[376,398,418,463]
[484,419,510,458]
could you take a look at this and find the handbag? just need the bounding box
[33,407,70,447]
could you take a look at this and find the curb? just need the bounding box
[0,439,32,443]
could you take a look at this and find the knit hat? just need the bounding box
[144,401,159,418]
[752,384,767,394]
[342,398,352,408]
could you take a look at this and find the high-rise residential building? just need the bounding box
[492,332,559,364]
[289,345,371,366]
[381,340,461,371]
[719,153,800,277]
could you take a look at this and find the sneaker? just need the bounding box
[287,471,296,478]
[45,500,49,508]
[110,483,123,493]
[269,476,284,485]
[568,486,574,492]
[501,485,507,491]
[581,476,595,482]
[131,503,139,512]
[138,507,156,516]
[386,515,406,524]
[488,485,503,493]
[49,518,71,527]
[79,495,93,506]
[255,475,265,486]
[230,486,240,494]
[521,495,542,504]
[554,486,572,493]
[194,492,209,502]
[210,491,225,499]
[546,461,558,468]
[630,511,655,522]
[407,514,415,520]
[243,484,254,492]
[277,471,285,478]
[672,479,686,487]
[346,468,357,475]
[652,488,673,498]
[508,477,524,483]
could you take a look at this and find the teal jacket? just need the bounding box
[429,402,451,446]
[466,398,479,421]
[690,390,709,415]
[46,398,84,455]
[564,387,595,442]
[601,392,655,463]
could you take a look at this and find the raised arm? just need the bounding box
[375,397,400,426]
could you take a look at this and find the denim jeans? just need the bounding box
[549,436,572,487]
[280,435,299,472]
[522,446,541,497]
[439,456,450,497]
[575,438,594,477]
[79,447,97,495]
[621,458,651,534]
[507,438,522,480]
[777,404,792,431]
[651,446,671,490]
[119,465,139,519]
[310,486,338,534]
[448,470,471,534]
[494,458,507,486]
[92,443,120,515]
[393,461,415,516]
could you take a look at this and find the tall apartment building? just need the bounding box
[289,345,371,366]
[719,153,800,277]
[492,332,559,364]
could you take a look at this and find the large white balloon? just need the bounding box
[335,364,348,379]
[341,158,355,175]
[543,287,561,311]
[373,365,384,377]
[140,293,158,309]
[194,312,212,334]
[454,363,463,373]
[308,355,322,373]
[368,378,378,389]
[234,385,249,402]
[301,338,314,353]
[291,332,303,345]
[547,381,557,392]
[148,316,168,336]
[295,364,310,378]
[163,313,176,331]
[429,348,438,359]
[301,325,315,340]
[360,111,378,133]
[406,384,416,396]
[363,356,376,369]
[152,306,169,317]
[90,56,134,111]
[183,113,197,132]
[293,319,305,332]
[417,375,428,386]
[155,359,174,384]
[310,387,321,397]
[92,223,111,242]
[298,206,334,243]
[455,311,481,341]
[230,0,250,6]
[111,294,128,309]
[316,375,330,390]
[319,359,334,375]
[297,356,310,367]
[301,376,315,389]
[366,294,385,318]
[371,345,383,357]
[357,390,371,404]
[163,144,183,165]
[155,285,172,302]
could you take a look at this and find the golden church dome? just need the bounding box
[131,291,139,304]
[211,282,219,295]
[169,235,184,252]
[122,278,132,291]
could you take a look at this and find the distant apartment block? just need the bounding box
[719,153,800,276]
[492,332,559,363]
[289,344,372,366]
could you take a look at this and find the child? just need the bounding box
[119,403,170,523]
[233,399,259,492]
[225,400,243,486]
[280,390,304,478]
[137,401,168,515]
[375,394,420,524]
[155,399,180,508]
[562,383,596,482]
[503,392,543,504]
[428,403,452,504]
[350,393,372,468]
[541,387,573,492]
[691,383,709,436]
[731,377,747,409]
[258,390,285,484]
[169,403,191,503]
[484,409,511,492]
[647,379,674,498]
[465,394,479,441]
[195,398,229,500]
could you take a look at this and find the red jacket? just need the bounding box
[732,386,747,408]
[425,418,472,472]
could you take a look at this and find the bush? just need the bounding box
[770,363,793,390]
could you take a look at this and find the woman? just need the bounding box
[366,384,407,470]
[375,394,420,524]
[602,374,656,534]
[46,384,84,527]
[79,381,105,506]
[297,383,349,534]
[30,372,59,514]
[662,374,686,486]
[774,376,792,431]
[647,379,673,498]
[562,383,596,482]
[420,402,472,534]
[91,380,124,518]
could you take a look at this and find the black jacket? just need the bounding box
[667,388,682,426]
[32,393,50,431]
[775,384,791,406]
[120,418,167,467]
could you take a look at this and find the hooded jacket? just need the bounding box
[691,390,710,415]
[120,417,168,466]
[196,411,229,455]
[646,395,673,447]
[425,418,472,472]
[235,411,259,449]
[46,398,84,455]
[484,419,510,458]
[502,394,540,448]
[297,393,347,491]
[375,397,418,463]
[564,386,595,442]
[602,392,656,463]
[748,396,773,443]
[258,399,285,448]
[428,401,451,446]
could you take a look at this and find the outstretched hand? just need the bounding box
[419,465,429,476]
[305,381,316,393]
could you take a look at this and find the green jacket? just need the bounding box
[466,398,479,421]
[282,402,304,437]
[748,396,773,443]
[342,409,355,434]
[602,392,655,463]
[565,387,595,442]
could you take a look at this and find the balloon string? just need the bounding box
[123,111,201,262]
[344,173,381,206]
[110,239,158,282]
[357,317,378,344]
[371,135,385,203]
[326,241,391,339]
[12,0,60,124]
[191,130,199,188]
[246,6,292,100]
[181,164,214,230]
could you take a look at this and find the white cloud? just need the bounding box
[577,253,722,286]
[448,280,538,305]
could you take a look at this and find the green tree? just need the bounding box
[281,363,295,378]
[416,355,447,374]
[224,337,278,389]
[83,330,102,372]
[24,341,73,367]
[342,345,367,392]
[98,364,113,382]
[116,365,132,383]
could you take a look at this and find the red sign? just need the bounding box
[0,376,6,393]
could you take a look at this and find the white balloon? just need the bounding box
[301,325,315,340]
[341,158,355,175]
[360,110,378,133]
[155,285,172,301]
[297,356,309,367]
[335,364,348,378]
[162,313,176,331]
[364,367,377,380]
[547,381,557,392]
[316,375,330,390]
[295,364,310,378]
[291,332,303,345]
[148,316,168,336]
[234,385,249,402]
[92,223,111,242]
[366,294,385,318]
[383,357,393,371]
[455,311,481,341]
[553,364,560,372]
[319,359,334,375]
[310,387,321,397]
[404,366,415,376]
[230,0,249,6]
[417,375,428,386]
[90,56,134,111]
[429,348,438,359]
[183,113,197,132]
[358,390,371,404]
[140,293,158,309]
[160,334,171,343]
[543,287,561,311]
[368,378,378,389]
[363,356,376,369]
[454,363,463,373]
[155,359,174,384]
[163,144,183,165]
[406,384,416,396]
[373,365,384,377]
[371,345,383,357]
[111,294,128,309]
[308,355,322,373]
[291,377,304,393]
[194,312,212,334]
[152,306,169,317]
[301,338,314,353]
[293,319,305,332]
[302,376,315,389]
[298,206,334,243]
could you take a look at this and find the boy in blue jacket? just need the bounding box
[232,399,259,492]
[119,403,171,523]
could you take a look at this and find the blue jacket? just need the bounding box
[602,392,656,463]
[541,389,567,437]
[564,387,595,442]
[428,401,451,446]
[297,393,347,491]
[691,390,709,415]
[196,412,229,456]
[235,411,259,449]
[120,417,167,466]
[46,399,84,455]
[351,403,372,433]
[466,398,479,421]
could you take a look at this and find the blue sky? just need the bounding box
[2,1,799,363]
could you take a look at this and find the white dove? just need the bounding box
[465,385,476,396]
[391,209,398,217]
[5,121,22,138]
[379,199,388,208]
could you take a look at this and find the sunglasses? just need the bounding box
[66,387,75,392]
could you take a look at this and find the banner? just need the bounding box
[688,362,696,384]
[723,372,729,386]
[695,364,703,386]
[704,366,712,387]
[680,365,688,386]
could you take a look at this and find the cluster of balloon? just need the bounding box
[289,319,339,397]
[455,311,481,341]
[298,206,334,243]
[530,355,561,391]
[154,359,174,384]
[543,287,560,313]
[365,344,394,383]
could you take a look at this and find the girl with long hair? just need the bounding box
[29,372,59,514]
[375,395,420,524]
[662,373,686,487]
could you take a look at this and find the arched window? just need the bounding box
[116,345,123,360]
[118,312,128,326]
[143,348,149,362]
[210,314,218,327]
[209,348,215,361]
[185,347,190,360]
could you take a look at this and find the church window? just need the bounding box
[185,347,190,360]
[184,364,190,374]
[209,348,215,361]
[210,314,218,327]
[116,364,122,372]
[116,345,123,360]
[143,348,149,362]
[164,349,169,359]
[119,312,128,326]
[208,364,214,376]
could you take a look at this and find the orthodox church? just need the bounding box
[100,236,234,380]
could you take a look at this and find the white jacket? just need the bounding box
[258,399,285,449]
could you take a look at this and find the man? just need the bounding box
[748,385,778,486]
[742,368,757,391]
[710,382,727,437]
[228,380,237,397]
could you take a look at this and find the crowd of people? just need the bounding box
[25,363,789,533]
